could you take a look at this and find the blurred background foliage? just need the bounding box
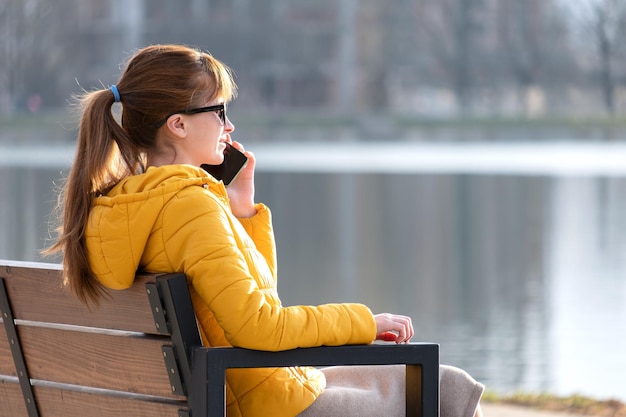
[2,0,626,136]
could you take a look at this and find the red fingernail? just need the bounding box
[379,332,397,342]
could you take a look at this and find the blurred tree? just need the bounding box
[498,0,544,116]
[452,0,484,115]
[593,0,626,115]
[496,0,574,116]
[566,0,626,115]
[413,0,485,116]
[337,0,357,112]
[406,0,578,117]
[357,1,387,110]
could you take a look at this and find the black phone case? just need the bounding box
[201,143,248,186]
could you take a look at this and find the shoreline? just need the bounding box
[483,403,594,417]
[482,392,626,417]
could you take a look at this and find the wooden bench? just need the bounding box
[0,260,440,417]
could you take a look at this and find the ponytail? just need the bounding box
[46,87,143,306]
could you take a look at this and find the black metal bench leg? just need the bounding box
[202,353,226,417]
[421,360,440,417]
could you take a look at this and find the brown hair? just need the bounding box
[46,44,237,305]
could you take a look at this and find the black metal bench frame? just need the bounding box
[153,274,440,417]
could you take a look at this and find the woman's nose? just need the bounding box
[225,116,235,133]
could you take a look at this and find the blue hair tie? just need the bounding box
[109,85,121,103]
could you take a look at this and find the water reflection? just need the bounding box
[1,165,625,401]
[548,178,626,399]
[258,173,554,395]
[256,172,626,401]
[0,167,61,260]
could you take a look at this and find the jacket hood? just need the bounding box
[85,164,220,289]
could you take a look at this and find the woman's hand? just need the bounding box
[226,139,257,218]
[374,313,414,344]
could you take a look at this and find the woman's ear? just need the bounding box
[164,115,187,139]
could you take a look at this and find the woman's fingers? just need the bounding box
[374,313,414,344]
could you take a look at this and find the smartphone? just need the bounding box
[201,143,248,186]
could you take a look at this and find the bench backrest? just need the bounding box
[0,260,193,417]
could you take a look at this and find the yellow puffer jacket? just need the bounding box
[85,164,377,417]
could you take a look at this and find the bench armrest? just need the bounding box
[190,343,439,417]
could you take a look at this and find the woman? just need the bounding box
[48,44,483,417]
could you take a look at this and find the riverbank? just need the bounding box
[482,393,626,417]
[3,110,626,144]
[483,403,593,417]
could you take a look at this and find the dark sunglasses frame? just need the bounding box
[155,103,226,128]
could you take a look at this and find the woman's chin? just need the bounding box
[208,155,225,166]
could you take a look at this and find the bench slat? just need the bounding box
[0,325,17,377]
[1,265,162,334]
[0,380,27,417]
[17,325,180,399]
[32,385,187,417]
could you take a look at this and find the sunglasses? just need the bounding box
[155,103,226,128]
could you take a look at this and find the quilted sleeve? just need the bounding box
[236,203,277,280]
[161,186,377,351]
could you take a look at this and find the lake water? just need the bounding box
[1,142,625,401]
